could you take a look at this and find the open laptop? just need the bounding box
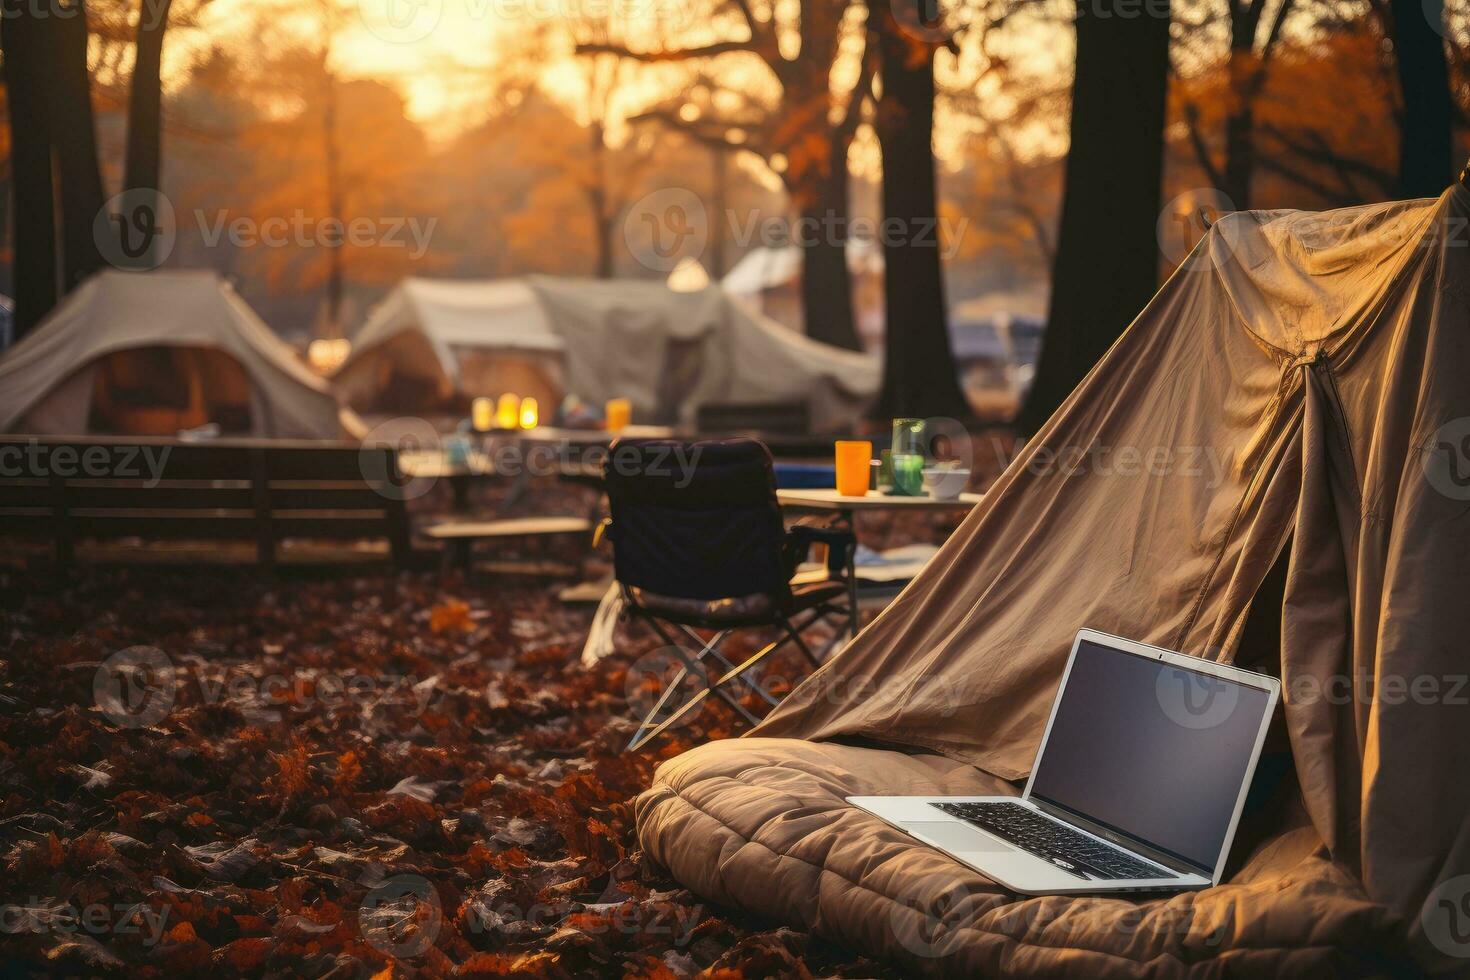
[849,629,1280,894]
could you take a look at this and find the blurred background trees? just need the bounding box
[0,0,1465,419]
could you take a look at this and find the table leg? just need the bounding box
[843,507,859,640]
[503,466,534,508]
[450,475,471,513]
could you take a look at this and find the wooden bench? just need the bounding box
[0,436,411,567]
[425,516,593,574]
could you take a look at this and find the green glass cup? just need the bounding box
[892,418,926,457]
[891,452,924,496]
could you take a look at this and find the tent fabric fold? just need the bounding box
[637,185,1470,972]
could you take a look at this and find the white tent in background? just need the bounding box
[721,241,885,344]
[338,276,879,431]
[335,278,568,416]
[0,269,361,439]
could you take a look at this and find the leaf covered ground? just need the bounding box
[0,565,899,979]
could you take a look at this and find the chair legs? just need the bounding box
[623,600,854,752]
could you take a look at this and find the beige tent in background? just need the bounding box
[337,276,879,431]
[0,270,360,439]
[334,278,568,416]
[637,184,1470,974]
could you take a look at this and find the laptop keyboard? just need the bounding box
[932,801,1177,881]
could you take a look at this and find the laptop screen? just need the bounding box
[1027,638,1274,872]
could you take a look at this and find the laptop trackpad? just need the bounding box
[903,821,1014,853]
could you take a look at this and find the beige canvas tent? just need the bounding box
[637,184,1470,974]
[337,276,878,431]
[335,278,567,416]
[0,270,360,439]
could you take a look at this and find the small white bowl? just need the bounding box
[923,466,969,500]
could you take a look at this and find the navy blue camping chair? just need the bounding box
[601,438,855,750]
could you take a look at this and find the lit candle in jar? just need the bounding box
[495,393,520,429]
[471,397,494,432]
[518,396,539,429]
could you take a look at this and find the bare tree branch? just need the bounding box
[1183,103,1227,189]
[724,0,770,51]
[1256,156,1357,207]
[1255,0,1295,74]
[1258,121,1396,198]
[574,39,757,62]
[629,107,758,155]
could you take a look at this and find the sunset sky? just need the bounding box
[170,0,1073,158]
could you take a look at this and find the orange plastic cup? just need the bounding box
[606,398,632,432]
[835,440,873,497]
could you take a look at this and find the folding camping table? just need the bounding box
[776,488,984,638]
[397,448,496,512]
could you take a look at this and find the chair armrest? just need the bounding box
[784,521,856,577]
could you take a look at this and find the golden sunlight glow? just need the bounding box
[166,0,1074,168]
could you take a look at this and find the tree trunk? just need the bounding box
[872,6,968,420]
[708,147,728,278]
[1222,104,1255,209]
[592,207,615,278]
[321,70,344,338]
[797,138,861,351]
[1222,42,1257,209]
[1017,0,1171,434]
[1,7,59,340]
[120,0,173,272]
[124,0,172,193]
[589,121,615,278]
[1389,0,1454,197]
[47,0,109,292]
[1220,12,1262,209]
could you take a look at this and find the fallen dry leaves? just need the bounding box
[0,566,896,978]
